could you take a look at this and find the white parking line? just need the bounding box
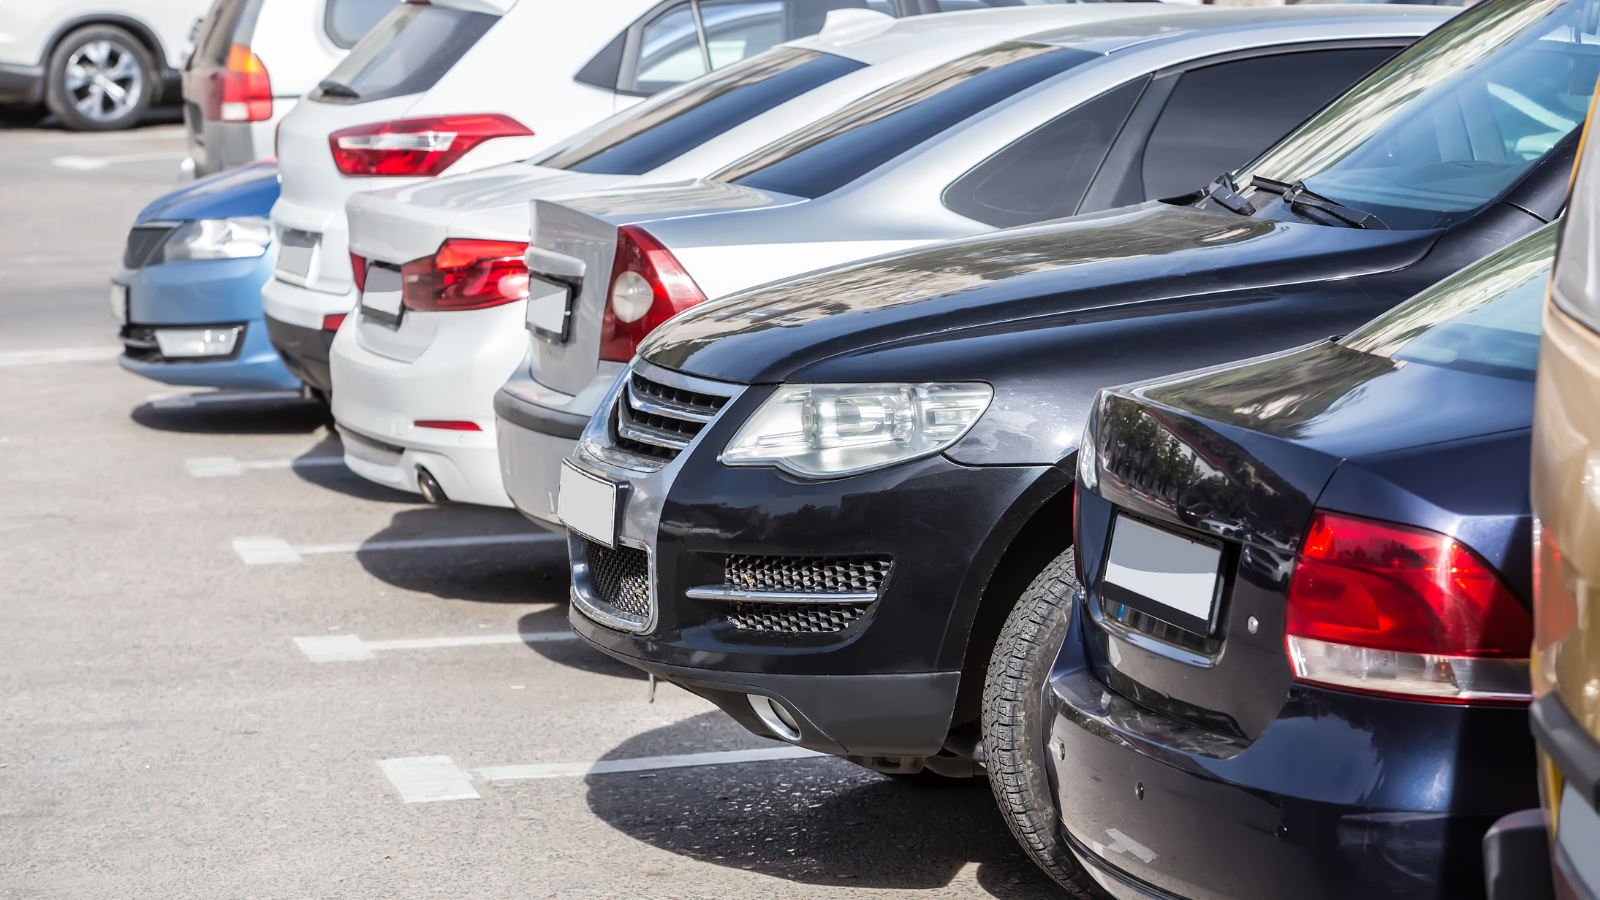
[378,747,830,803]
[294,629,577,662]
[52,152,189,170]
[186,455,346,478]
[233,532,564,565]
[149,390,304,410]
[0,347,120,367]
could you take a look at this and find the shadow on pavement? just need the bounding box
[582,712,1062,897]
[130,391,331,435]
[516,609,647,681]
[287,434,424,504]
[0,104,183,131]
[354,505,570,604]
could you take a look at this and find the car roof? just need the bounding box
[1027,4,1455,56]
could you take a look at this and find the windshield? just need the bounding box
[713,42,1098,199]
[1241,0,1600,230]
[537,48,865,175]
[311,4,498,104]
[1343,220,1558,380]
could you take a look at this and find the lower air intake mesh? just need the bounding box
[727,602,867,633]
[726,555,891,595]
[583,539,651,620]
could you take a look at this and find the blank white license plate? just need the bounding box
[1101,515,1221,633]
[277,229,317,279]
[559,461,618,547]
[525,275,571,342]
[360,264,404,326]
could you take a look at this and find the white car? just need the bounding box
[0,0,209,130]
[261,0,943,407]
[330,4,1146,509]
[184,0,400,176]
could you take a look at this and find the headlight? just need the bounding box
[157,217,272,264]
[1077,397,1101,491]
[722,382,993,479]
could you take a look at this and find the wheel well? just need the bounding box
[948,474,1075,729]
[44,15,173,100]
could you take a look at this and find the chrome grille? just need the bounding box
[728,602,868,633]
[727,555,892,595]
[583,538,651,620]
[612,372,730,461]
[123,225,175,269]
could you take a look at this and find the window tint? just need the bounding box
[1343,221,1557,380]
[1244,0,1600,229]
[325,0,401,50]
[542,49,866,175]
[637,3,708,92]
[311,5,498,104]
[943,77,1145,227]
[191,0,264,68]
[719,43,1098,199]
[1142,47,1398,200]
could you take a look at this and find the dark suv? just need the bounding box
[555,0,1589,890]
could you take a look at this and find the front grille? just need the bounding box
[727,602,868,633]
[124,225,175,269]
[727,555,892,595]
[119,324,160,361]
[612,372,730,462]
[583,538,651,620]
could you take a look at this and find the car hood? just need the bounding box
[640,202,1440,385]
[137,160,279,223]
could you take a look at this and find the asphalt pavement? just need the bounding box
[0,120,1062,899]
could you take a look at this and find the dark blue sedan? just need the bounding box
[1049,220,1556,900]
[112,161,298,391]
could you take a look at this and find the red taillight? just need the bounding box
[321,313,347,332]
[350,253,368,292]
[327,114,532,177]
[414,420,481,431]
[401,239,529,313]
[197,43,272,122]
[1284,511,1533,704]
[599,225,708,363]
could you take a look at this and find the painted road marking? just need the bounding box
[186,455,346,478]
[233,532,564,565]
[295,629,577,662]
[149,390,304,410]
[0,346,120,367]
[52,152,189,171]
[379,747,829,803]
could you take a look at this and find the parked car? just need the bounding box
[552,0,1586,892]
[1056,220,1555,900]
[0,0,209,130]
[261,0,940,405]
[112,160,299,391]
[184,0,400,177]
[333,4,1178,509]
[513,2,1452,529]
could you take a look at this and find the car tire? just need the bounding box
[46,25,155,132]
[982,547,1106,899]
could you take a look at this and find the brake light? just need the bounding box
[321,313,347,332]
[328,114,532,177]
[350,253,368,292]
[196,43,273,122]
[415,420,481,431]
[401,240,529,313]
[1285,511,1533,704]
[599,225,708,363]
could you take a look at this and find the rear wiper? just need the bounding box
[1252,176,1388,231]
[1204,172,1254,216]
[318,79,360,100]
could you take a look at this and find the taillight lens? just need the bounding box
[1285,511,1533,704]
[321,313,347,332]
[350,253,368,292]
[401,239,529,313]
[327,114,532,177]
[599,225,708,363]
[198,43,272,122]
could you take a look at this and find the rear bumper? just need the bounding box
[0,62,43,104]
[186,111,283,178]
[264,314,335,394]
[492,360,623,528]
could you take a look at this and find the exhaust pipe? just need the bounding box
[416,466,448,504]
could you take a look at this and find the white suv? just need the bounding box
[0,0,209,130]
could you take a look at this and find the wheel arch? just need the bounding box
[43,15,174,103]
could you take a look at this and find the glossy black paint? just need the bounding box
[263,315,334,394]
[1061,327,1540,898]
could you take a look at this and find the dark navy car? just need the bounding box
[554,0,1589,891]
[1058,222,1555,899]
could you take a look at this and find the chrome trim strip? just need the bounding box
[570,585,647,633]
[626,378,718,423]
[616,414,692,450]
[685,585,879,604]
[632,357,740,394]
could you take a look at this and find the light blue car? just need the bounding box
[113,161,299,391]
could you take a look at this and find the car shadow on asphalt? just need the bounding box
[582,712,1062,898]
[515,609,648,681]
[130,391,332,435]
[286,434,427,504]
[353,505,572,605]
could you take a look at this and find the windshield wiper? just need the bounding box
[318,79,360,100]
[1204,172,1255,216]
[1253,176,1388,230]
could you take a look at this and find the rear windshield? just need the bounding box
[714,42,1098,199]
[191,0,264,68]
[311,4,498,104]
[1342,221,1558,381]
[539,48,866,175]
[325,0,401,49]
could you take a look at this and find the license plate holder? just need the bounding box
[559,460,621,547]
[526,275,573,343]
[360,263,404,327]
[1099,514,1222,635]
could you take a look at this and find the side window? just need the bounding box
[325,0,404,50]
[942,78,1147,229]
[637,3,707,93]
[1141,47,1399,200]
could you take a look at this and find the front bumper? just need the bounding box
[1049,597,1539,900]
[563,361,1067,757]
